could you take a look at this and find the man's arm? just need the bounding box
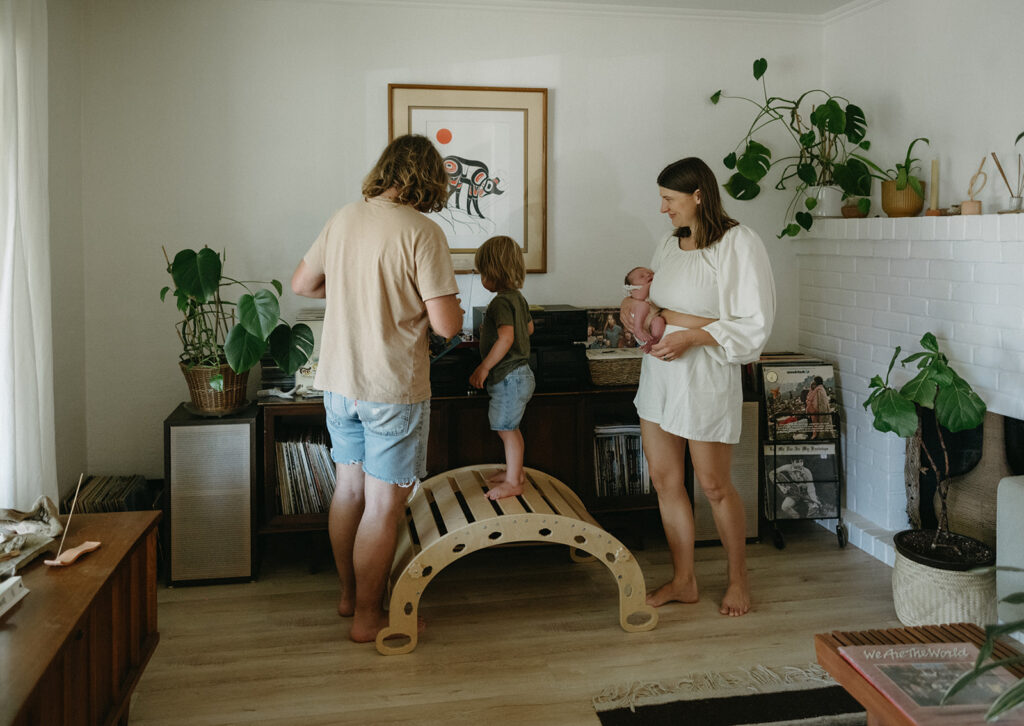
[291,260,326,299]
[425,293,464,340]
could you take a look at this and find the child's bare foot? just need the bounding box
[349,611,425,643]
[486,474,525,500]
[487,469,508,484]
[719,581,751,617]
[646,577,699,607]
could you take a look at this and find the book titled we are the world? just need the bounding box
[838,642,1024,724]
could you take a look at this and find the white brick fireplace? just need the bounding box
[795,214,1023,564]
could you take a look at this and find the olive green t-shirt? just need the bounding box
[478,290,532,385]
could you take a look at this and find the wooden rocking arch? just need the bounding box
[376,465,658,655]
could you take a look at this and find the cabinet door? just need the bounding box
[521,395,579,486]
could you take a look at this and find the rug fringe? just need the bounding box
[592,663,838,712]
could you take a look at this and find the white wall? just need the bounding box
[53,0,818,483]
[823,0,1024,217]
[50,0,1022,491]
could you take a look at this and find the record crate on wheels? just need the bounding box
[759,359,847,549]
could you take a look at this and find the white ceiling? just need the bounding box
[391,0,878,20]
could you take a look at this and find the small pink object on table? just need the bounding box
[44,540,101,567]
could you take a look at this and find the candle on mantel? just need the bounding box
[930,159,940,210]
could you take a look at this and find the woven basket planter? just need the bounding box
[179,362,248,415]
[892,530,997,627]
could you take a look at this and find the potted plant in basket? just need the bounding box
[710,57,873,238]
[852,137,929,217]
[864,332,995,626]
[161,246,314,414]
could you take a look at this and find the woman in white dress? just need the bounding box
[628,157,776,616]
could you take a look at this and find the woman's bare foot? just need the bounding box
[486,475,525,500]
[646,577,699,607]
[349,611,426,643]
[719,580,751,616]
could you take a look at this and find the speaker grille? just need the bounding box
[169,423,251,581]
[693,402,759,541]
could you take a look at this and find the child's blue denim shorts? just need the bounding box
[323,391,429,486]
[486,365,536,431]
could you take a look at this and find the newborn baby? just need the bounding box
[620,266,666,353]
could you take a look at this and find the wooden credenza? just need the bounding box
[1,510,161,726]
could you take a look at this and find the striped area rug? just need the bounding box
[593,664,866,726]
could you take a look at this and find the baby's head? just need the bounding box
[624,266,654,299]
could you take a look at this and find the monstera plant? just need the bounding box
[161,247,314,412]
[711,57,873,237]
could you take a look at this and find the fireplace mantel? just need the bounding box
[793,212,1023,565]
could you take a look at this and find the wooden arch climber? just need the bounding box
[376,464,658,655]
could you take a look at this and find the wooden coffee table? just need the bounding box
[815,623,1024,725]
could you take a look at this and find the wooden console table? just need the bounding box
[815,622,1024,725]
[1,510,161,726]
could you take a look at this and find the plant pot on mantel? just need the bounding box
[179,361,249,416]
[881,179,925,217]
[891,528,996,627]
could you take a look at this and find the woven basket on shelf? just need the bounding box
[892,550,996,626]
[179,362,249,415]
[586,349,643,386]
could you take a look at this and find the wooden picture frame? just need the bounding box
[389,84,548,273]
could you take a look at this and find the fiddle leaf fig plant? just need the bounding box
[161,247,314,391]
[853,136,930,199]
[864,332,986,538]
[710,57,873,238]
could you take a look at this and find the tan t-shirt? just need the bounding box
[303,197,459,403]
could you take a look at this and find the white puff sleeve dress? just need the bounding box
[633,225,776,443]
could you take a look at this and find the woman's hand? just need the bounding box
[649,327,716,361]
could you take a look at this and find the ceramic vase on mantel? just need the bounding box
[811,185,844,217]
[881,180,926,217]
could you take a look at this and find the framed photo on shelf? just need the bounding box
[587,308,635,349]
[761,362,836,441]
[389,84,548,273]
[764,442,839,520]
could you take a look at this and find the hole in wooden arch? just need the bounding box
[626,611,654,627]
[624,584,633,597]
[421,565,433,577]
[488,531,503,540]
[574,535,586,544]
[403,602,413,615]
[452,543,466,553]
[538,528,552,537]
[604,552,616,563]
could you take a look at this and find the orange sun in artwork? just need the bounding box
[435,128,453,144]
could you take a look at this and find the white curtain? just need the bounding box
[0,0,57,510]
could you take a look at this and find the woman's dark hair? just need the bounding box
[813,376,824,386]
[362,134,450,213]
[657,157,738,249]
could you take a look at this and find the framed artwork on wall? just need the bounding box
[388,84,548,273]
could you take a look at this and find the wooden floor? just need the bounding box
[130,520,899,726]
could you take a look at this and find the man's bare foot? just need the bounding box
[349,611,426,643]
[646,577,699,607]
[338,595,354,617]
[486,476,525,500]
[719,581,751,616]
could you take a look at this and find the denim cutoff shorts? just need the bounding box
[323,391,429,486]
[486,364,536,431]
